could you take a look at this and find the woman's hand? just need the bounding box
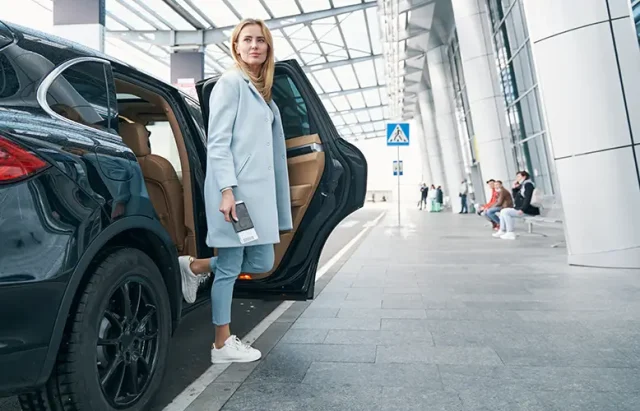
[219,190,238,222]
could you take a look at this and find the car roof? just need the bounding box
[1,20,199,103]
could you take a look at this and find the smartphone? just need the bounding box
[231,201,259,244]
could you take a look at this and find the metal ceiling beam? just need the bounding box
[184,0,217,28]
[337,119,387,129]
[130,0,177,30]
[320,84,383,99]
[333,104,386,116]
[399,0,436,14]
[303,54,383,72]
[340,129,386,137]
[399,26,430,42]
[161,0,205,30]
[105,11,171,68]
[115,0,163,30]
[107,1,377,47]
[400,47,425,60]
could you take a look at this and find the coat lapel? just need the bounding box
[234,67,269,108]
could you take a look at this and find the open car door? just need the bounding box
[195,60,367,300]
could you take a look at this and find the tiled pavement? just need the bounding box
[185,206,640,410]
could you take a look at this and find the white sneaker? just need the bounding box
[179,256,200,304]
[492,231,505,238]
[211,336,262,363]
[500,232,517,240]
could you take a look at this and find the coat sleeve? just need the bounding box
[207,75,240,191]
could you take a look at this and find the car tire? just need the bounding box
[18,247,172,411]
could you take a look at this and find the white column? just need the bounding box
[523,0,640,268]
[53,0,105,52]
[413,111,433,185]
[427,46,465,211]
[418,88,446,188]
[451,0,515,199]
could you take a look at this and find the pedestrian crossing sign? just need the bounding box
[386,122,410,146]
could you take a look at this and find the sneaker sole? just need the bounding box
[210,352,262,364]
[179,258,198,304]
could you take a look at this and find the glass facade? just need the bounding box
[486,0,556,195]
[447,30,477,176]
[633,0,640,41]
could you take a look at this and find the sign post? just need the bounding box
[386,122,410,226]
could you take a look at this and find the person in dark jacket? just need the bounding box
[436,186,444,212]
[494,171,539,240]
[418,183,428,210]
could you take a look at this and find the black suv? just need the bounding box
[0,21,367,411]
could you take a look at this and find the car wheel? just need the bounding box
[19,248,171,411]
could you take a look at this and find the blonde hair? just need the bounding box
[230,18,275,102]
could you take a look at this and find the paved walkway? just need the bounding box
[188,205,640,410]
[186,206,640,410]
[183,205,640,410]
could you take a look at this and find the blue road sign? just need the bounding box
[393,160,404,176]
[386,122,410,146]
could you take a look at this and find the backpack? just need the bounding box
[530,187,543,208]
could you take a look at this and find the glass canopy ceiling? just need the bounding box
[31,0,429,141]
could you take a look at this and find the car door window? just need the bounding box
[272,74,311,139]
[182,95,206,142]
[44,61,119,134]
[0,52,19,100]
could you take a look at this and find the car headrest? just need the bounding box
[120,122,151,157]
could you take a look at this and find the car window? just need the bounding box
[0,52,19,99]
[45,61,119,134]
[145,120,183,180]
[183,95,206,142]
[272,74,311,139]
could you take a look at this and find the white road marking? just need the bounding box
[162,210,386,411]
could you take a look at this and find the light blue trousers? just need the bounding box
[209,244,275,326]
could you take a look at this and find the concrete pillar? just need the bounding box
[418,88,446,188]
[427,46,465,211]
[451,0,515,199]
[170,51,205,85]
[522,0,640,268]
[53,0,105,52]
[413,111,433,185]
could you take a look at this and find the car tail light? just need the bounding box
[0,136,49,183]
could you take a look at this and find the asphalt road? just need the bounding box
[0,205,384,411]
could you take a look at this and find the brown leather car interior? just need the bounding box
[115,78,197,256]
[248,134,325,279]
[120,122,187,253]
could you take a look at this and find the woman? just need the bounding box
[177,18,292,363]
[494,171,539,240]
[428,184,437,212]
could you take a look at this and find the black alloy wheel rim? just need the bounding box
[96,280,160,408]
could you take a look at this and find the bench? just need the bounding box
[523,195,565,248]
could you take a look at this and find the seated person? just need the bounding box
[494,171,540,240]
[477,179,498,228]
[486,180,513,230]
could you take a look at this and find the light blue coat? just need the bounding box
[204,67,293,248]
